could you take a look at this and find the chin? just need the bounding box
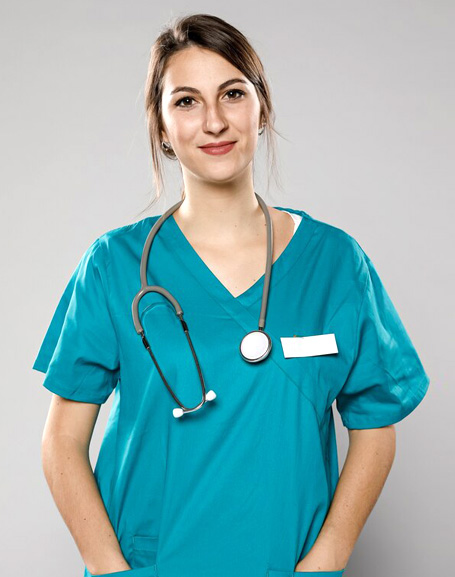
[196,163,241,181]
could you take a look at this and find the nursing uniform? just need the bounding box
[32,207,430,577]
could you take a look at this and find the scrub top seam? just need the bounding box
[349,263,369,367]
[319,408,336,500]
[357,252,429,399]
[97,235,125,385]
[265,338,324,426]
[327,268,369,410]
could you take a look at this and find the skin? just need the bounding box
[42,45,396,574]
[42,397,130,575]
[294,426,396,572]
[159,45,296,297]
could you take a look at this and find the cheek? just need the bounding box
[165,121,198,160]
[237,103,259,131]
[162,108,195,140]
[240,110,262,148]
[242,115,260,150]
[172,120,196,144]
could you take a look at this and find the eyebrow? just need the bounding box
[169,78,248,96]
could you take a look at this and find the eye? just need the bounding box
[224,89,246,100]
[174,96,196,108]
[174,89,246,108]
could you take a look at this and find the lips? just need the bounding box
[199,141,237,156]
[199,141,236,148]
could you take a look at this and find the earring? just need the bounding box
[161,141,172,151]
[258,123,266,136]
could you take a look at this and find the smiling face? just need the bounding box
[160,46,263,185]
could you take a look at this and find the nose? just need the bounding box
[203,103,228,134]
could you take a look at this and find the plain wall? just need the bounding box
[1,1,453,575]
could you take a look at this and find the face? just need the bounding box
[160,46,263,184]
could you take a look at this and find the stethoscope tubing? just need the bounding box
[131,192,273,417]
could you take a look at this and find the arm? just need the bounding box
[41,394,130,575]
[295,425,396,572]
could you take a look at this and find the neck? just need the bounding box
[173,175,266,244]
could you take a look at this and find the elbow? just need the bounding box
[40,431,88,492]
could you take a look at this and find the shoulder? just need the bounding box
[71,216,160,279]
[98,215,159,247]
[286,206,371,281]
[88,215,160,260]
[285,206,367,254]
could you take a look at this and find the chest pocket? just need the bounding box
[132,535,159,568]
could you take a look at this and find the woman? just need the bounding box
[33,13,430,577]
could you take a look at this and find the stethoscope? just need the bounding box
[131,192,274,419]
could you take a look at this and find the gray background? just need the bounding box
[1,1,453,576]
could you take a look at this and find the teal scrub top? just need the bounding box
[32,207,430,577]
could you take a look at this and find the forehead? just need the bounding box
[162,46,248,93]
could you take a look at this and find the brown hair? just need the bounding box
[136,13,283,217]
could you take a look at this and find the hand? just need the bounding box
[89,559,132,575]
[294,530,348,572]
[294,552,345,573]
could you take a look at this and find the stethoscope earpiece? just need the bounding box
[173,407,184,419]
[131,192,274,419]
[173,390,217,419]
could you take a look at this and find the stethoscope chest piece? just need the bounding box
[239,330,272,363]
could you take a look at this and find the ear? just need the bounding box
[258,112,265,130]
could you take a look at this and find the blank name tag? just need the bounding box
[280,333,338,358]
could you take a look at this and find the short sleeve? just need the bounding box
[32,237,120,404]
[336,247,430,429]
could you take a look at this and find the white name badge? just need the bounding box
[280,333,338,358]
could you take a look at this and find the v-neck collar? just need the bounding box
[162,206,314,310]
